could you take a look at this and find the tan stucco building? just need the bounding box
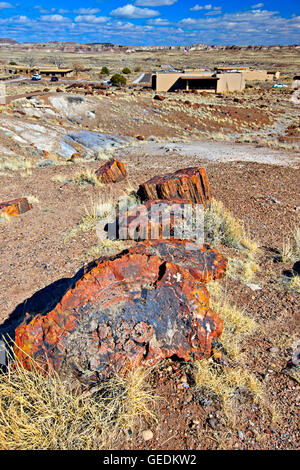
[215,67,280,81]
[153,71,245,93]
[5,65,74,77]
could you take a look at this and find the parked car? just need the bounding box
[50,75,58,82]
[273,83,288,88]
[31,73,42,81]
[101,78,112,86]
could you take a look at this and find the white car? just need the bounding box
[31,73,42,81]
[273,83,288,88]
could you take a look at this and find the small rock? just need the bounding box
[142,429,153,441]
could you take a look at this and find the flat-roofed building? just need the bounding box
[152,71,245,93]
[215,66,280,81]
[4,65,74,77]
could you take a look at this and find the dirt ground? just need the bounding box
[0,48,299,449]
[0,152,299,450]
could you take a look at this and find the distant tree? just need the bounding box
[72,61,84,76]
[100,66,110,75]
[50,55,65,68]
[8,61,17,65]
[110,73,126,87]
[122,67,131,74]
[24,55,36,67]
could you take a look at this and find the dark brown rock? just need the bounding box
[153,95,165,101]
[0,198,32,217]
[95,158,127,183]
[137,166,211,206]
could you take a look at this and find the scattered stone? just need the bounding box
[142,430,153,441]
[153,95,165,101]
[136,135,145,140]
[137,166,211,206]
[0,198,32,217]
[95,158,127,183]
[68,152,82,162]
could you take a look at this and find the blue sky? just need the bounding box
[0,1,299,44]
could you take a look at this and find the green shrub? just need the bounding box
[122,67,131,75]
[100,66,110,75]
[9,61,17,65]
[110,73,126,86]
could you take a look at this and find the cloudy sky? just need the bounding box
[0,1,299,44]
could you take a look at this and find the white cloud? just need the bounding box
[135,0,177,5]
[74,8,101,15]
[75,15,107,23]
[40,15,68,22]
[110,4,160,19]
[147,17,171,25]
[252,3,264,8]
[190,4,212,11]
[0,2,14,8]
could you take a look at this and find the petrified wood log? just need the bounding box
[0,198,32,217]
[14,249,224,384]
[95,158,127,183]
[128,239,227,283]
[137,166,211,206]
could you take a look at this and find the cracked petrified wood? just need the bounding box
[128,239,227,283]
[95,158,127,183]
[137,166,211,206]
[0,198,32,217]
[14,247,225,384]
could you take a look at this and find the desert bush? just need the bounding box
[100,66,110,75]
[110,73,126,86]
[122,67,131,75]
[134,66,141,72]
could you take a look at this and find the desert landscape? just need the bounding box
[0,39,299,452]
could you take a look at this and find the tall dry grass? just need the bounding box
[0,349,157,450]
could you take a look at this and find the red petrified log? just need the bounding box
[128,239,227,283]
[14,247,225,384]
[0,198,32,217]
[95,158,127,183]
[138,166,211,207]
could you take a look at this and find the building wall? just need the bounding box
[155,73,183,92]
[216,73,245,93]
[242,70,268,81]
[155,71,245,93]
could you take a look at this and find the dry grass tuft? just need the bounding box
[288,274,300,293]
[0,351,157,450]
[85,240,131,259]
[226,253,260,284]
[205,199,259,253]
[280,224,300,263]
[194,360,264,406]
[207,280,257,359]
[72,169,103,186]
